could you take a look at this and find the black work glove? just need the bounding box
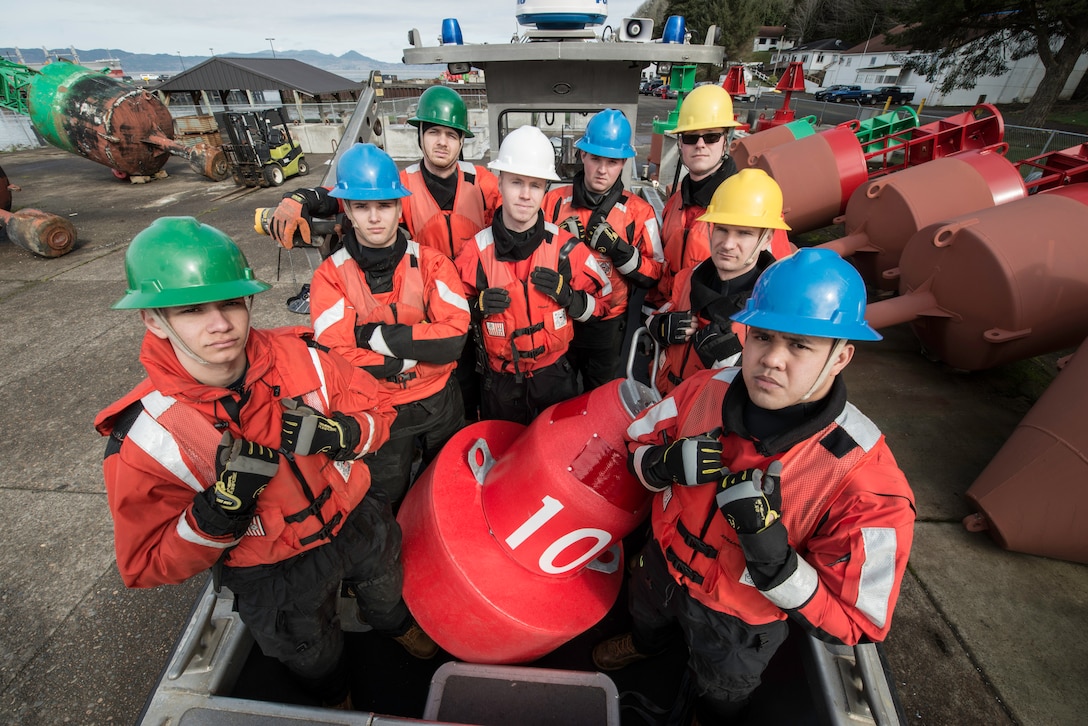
[559,215,585,241]
[530,267,574,307]
[280,398,362,460]
[586,220,620,256]
[587,221,638,268]
[692,323,743,367]
[355,322,382,349]
[643,434,723,486]
[648,311,695,345]
[209,433,278,515]
[716,461,783,534]
[478,287,511,316]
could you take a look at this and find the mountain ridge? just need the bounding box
[1,47,436,75]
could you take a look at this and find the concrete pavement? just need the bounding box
[0,143,1085,725]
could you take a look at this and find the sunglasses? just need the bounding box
[679,132,725,145]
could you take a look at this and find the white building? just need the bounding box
[752,26,794,54]
[771,38,847,79]
[819,26,1088,107]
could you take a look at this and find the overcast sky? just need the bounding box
[6,0,650,63]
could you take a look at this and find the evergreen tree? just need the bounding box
[889,0,1088,125]
[667,0,765,60]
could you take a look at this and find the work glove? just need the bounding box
[270,194,312,249]
[586,220,638,269]
[355,322,382,349]
[477,287,512,316]
[692,323,743,367]
[716,461,783,534]
[644,434,724,487]
[648,311,695,345]
[530,267,574,307]
[208,433,279,515]
[559,215,586,241]
[586,221,620,256]
[280,398,362,460]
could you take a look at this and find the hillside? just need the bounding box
[0,46,437,75]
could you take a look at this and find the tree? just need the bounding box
[634,0,670,28]
[668,0,766,59]
[889,0,1088,126]
[789,0,827,45]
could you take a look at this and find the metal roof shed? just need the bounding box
[156,57,365,116]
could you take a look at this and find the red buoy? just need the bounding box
[398,379,655,663]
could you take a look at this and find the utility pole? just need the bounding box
[266,38,277,59]
[862,16,879,56]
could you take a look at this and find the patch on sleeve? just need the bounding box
[485,321,506,337]
[245,515,266,538]
[738,566,756,588]
[334,459,353,482]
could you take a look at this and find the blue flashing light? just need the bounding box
[662,15,686,44]
[441,18,464,45]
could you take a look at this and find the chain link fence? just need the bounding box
[160,95,488,135]
[999,124,1088,162]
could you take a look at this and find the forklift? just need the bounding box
[215,106,308,187]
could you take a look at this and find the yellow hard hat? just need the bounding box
[668,84,741,134]
[698,169,791,230]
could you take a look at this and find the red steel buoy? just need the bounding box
[398,379,655,663]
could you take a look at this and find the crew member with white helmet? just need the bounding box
[456,125,611,424]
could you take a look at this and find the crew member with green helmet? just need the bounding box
[400,85,500,420]
[268,86,498,257]
[594,248,915,724]
[95,217,437,710]
[399,84,500,259]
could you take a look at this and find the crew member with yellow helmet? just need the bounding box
[655,85,792,305]
[648,169,790,395]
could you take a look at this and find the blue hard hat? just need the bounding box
[575,109,636,159]
[329,143,411,200]
[731,248,882,341]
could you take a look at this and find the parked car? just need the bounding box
[824,86,872,104]
[868,85,916,104]
[731,90,756,103]
[814,84,861,101]
[640,79,664,95]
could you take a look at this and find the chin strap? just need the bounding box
[739,228,773,268]
[149,297,253,367]
[800,338,846,402]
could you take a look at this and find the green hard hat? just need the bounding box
[408,85,474,138]
[113,217,271,310]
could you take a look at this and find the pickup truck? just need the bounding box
[814,84,860,101]
[867,85,915,104]
[824,86,872,103]
[825,85,915,105]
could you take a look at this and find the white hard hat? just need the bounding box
[487,125,560,181]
